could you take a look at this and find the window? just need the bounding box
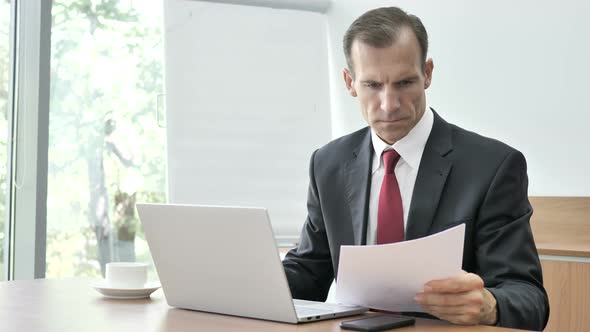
[0,0,12,280]
[47,0,166,279]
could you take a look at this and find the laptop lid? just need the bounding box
[137,203,299,323]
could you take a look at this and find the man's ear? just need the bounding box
[424,58,434,89]
[343,68,358,97]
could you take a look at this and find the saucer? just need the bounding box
[90,280,161,299]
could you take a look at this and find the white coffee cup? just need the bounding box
[105,262,148,289]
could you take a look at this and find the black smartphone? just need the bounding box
[340,315,416,331]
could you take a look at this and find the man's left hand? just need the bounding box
[414,271,497,325]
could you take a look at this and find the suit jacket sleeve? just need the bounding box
[476,150,549,330]
[282,149,334,301]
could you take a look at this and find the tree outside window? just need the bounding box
[47,0,166,278]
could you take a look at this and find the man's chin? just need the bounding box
[376,130,406,145]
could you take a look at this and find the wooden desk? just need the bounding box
[0,279,525,332]
[530,196,590,258]
[529,196,590,332]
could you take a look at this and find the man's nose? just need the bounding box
[380,88,400,113]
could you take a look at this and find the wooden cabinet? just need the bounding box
[540,260,590,332]
[530,197,590,332]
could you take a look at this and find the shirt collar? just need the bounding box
[371,106,434,172]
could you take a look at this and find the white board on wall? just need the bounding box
[326,0,590,196]
[164,0,331,239]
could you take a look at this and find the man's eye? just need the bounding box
[364,82,382,89]
[397,80,414,87]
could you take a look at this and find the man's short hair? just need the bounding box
[343,7,429,76]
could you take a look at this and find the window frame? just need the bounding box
[6,0,51,280]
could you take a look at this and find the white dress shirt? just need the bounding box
[366,107,434,245]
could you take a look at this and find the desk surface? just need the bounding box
[0,279,527,332]
[529,196,590,258]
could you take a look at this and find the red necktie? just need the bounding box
[376,149,404,244]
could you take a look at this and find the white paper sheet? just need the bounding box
[335,224,465,312]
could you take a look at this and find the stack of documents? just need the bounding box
[335,224,465,312]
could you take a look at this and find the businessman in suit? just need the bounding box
[282,7,548,331]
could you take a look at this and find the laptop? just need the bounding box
[136,203,368,323]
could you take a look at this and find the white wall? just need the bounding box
[326,0,590,195]
[164,0,331,239]
[165,0,590,241]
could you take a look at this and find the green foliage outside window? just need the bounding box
[47,0,166,278]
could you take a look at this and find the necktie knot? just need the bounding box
[382,149,400,174]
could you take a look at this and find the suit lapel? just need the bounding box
[343,128,373,245]
[406,110,453,240]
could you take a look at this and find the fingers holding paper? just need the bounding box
[414,271,498,325]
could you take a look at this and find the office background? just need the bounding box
[1,0,588,283]
[2,2,588,331]
[165,0,590,243]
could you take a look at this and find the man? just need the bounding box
[282,7,549,331]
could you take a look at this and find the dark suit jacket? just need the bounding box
[283,111,549,331]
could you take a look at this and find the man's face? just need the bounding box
[343,28,434,145]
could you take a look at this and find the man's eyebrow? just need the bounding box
[396,75,420,82]
[359,75,420,84]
